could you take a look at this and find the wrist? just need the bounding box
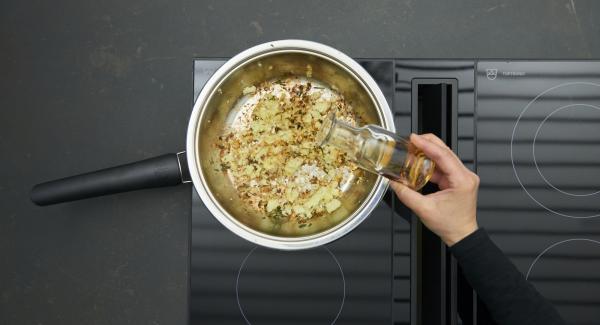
[443,222,479,247]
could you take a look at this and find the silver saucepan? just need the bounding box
[31,40,395,250]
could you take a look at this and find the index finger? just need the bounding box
[410,134,463,176]
[418,133,448,148]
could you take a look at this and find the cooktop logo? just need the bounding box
[485,68,527,80]
[486,68,498,80]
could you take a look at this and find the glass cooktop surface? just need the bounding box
[476,61,600,323]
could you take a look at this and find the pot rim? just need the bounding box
[186,40,394,250]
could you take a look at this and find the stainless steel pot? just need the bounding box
[31,40,395,250]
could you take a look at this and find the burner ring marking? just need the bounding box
[526,238,600,280]
[510,81,600,219]
[235,246,346,325]
[532,103,600,197]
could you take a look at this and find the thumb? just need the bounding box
[389,181,427,214]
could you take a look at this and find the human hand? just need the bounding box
[390,133,480,246]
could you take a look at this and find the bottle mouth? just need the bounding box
[315,111,336,146]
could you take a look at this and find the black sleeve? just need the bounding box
[450,228,565,325]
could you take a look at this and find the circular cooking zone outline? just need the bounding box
[532,103,600,197]
[510,82,600,219]
[526,238,600,280]
[235,246,346,325]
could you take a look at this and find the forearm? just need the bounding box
[450,228,565,325]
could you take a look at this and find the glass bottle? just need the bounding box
[317,113,435,190]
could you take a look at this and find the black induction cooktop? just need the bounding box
[190,59,600,325]
[476,61,600,323]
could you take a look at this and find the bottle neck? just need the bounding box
[320,116,364,159]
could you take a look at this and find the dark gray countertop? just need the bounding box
[1,0,599,324]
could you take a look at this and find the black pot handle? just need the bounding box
[31,152,191,206]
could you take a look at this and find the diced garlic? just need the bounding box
[285,157,304,175]
[325,199,342,213]
[313,101,330,113]
[217,77,358,225]
[243,86,256,95]
[302,113,312,124]
[304,187,328,209]
[293,205,306,215]
[286,188,299,202]
[266,199,279,212]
